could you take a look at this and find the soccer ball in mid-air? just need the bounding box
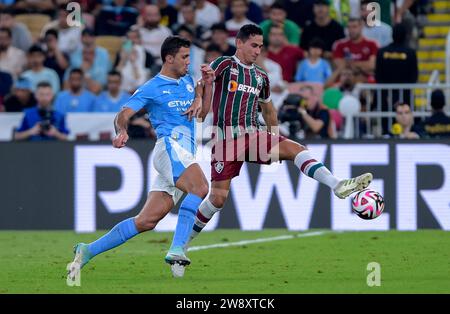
[351,189,385,220]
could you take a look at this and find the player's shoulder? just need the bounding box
[254,64,269,77]
[211,55,233,67]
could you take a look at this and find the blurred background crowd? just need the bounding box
[0,0,449,141]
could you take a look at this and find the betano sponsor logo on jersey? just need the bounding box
[228,80,260,95]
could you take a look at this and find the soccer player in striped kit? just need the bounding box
[189,24,373,249]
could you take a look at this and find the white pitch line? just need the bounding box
[187,230,330,252]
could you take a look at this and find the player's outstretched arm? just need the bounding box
[260,100,279,135]
[112,107,135,148]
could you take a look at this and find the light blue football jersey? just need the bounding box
[124,73,196,153]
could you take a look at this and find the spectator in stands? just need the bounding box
[260,1,300,46]
[294,37,332,84]
[224,0,264,25]
[267,24,304,82]
[157,0,178,28]
[93,71,130,112]
[326,66,357,92]
[136,4,172,65]
[332,17,378,82]
[0,8,32,52]
[204,43,223,63]
[390,102,422,139]
[179,0,221,29]
[361,0,392,48]
[22,45,60,93]
[375,23,418,84]
[210,23,236,56]
[297,85,335,138]
[284,0,315,29]
[115,28,152,93]
[422,90,450,138]
[95,0,139,36]
[0,69,12,108]
[2,77,35,112]
[55,68,96,113]
[300,0,345,59]
[226,0,255,45]
[41,4,82,55]
[43,29,69,85]
[255,45,287,110]
[68,28,111,93]
[172,2,206,46]
[177,25,205,80]
[375,23,417,132]
[13,0,54,15]
[14,82,68,141]
[0,27,26,78]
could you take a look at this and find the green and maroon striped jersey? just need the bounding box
[210,55,271,139]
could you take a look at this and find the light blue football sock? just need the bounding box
[87,217,139,258]
[170,194,203,250]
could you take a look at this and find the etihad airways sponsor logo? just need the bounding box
[168,99,193,108]
[228,80,260,95]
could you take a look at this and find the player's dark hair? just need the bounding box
[0,27,12,38]
[36,81,52,89]
[236,24,263,43]
[160,35,191,63]
[69,68,84,77]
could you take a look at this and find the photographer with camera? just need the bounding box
[14,81,69,141]
[279,85,336,139]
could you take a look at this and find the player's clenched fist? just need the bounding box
[112,132,129,148]
[200,64,215,84]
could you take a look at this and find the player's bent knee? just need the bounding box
[209,194,226,209]
[191,183,209,199]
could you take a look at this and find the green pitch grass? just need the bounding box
[0,230,449,293]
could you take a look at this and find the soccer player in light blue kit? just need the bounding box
[68,36,212,279]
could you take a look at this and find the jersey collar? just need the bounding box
[157,73,181,84]
[232,55,254,69]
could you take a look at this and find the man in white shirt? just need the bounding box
[0,27,26,79]
[226,0,255,45]
[41,4,83,55]
[178,0,221,29]
[136,4,172,65]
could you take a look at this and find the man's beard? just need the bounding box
[0,44,8,52]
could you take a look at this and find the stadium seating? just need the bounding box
[14,14,51,41]
[95,35,124,63]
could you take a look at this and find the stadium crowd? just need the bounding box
[0,0,449,140]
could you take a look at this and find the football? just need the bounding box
[352,189,385,220]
